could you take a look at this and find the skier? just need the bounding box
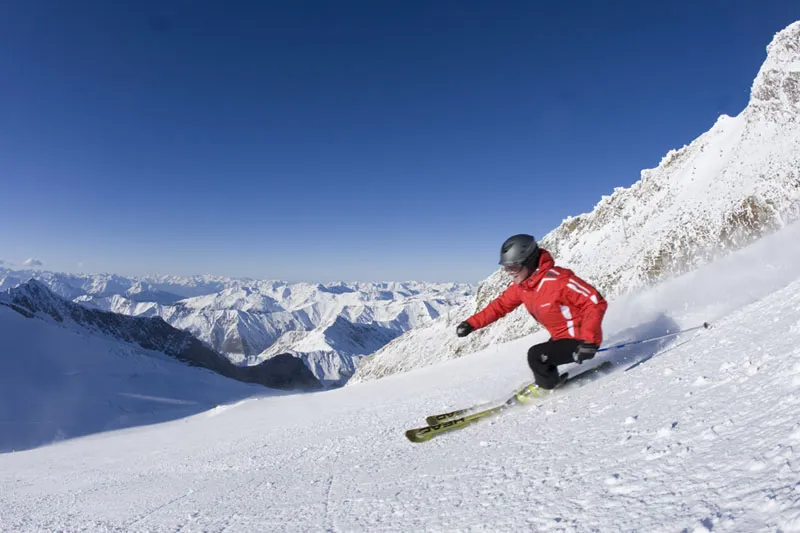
[456,234,608,390]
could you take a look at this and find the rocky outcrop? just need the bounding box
[350,20,800,384]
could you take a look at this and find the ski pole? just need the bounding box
[597,322,711,353]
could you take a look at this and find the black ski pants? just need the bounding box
[527,339,588,389]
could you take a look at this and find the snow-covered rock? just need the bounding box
[350,20,800,384]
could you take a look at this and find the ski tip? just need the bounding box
[405,429,429,443]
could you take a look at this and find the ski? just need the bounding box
[407,361,612,443]
[406,403,518,443]
[424,360,612,426]
[424,381,535,426]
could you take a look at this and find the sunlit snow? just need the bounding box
[1,220,799,532]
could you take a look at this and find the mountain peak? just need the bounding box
[749,21,800,116]
[351,21,800,384]
[7,279,71,321]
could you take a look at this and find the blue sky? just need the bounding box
[1,1,798,282]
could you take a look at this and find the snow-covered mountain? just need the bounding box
[0,285,301,453]
[0,269,188,303]
[350,20,800,384]
[0,267,473,385]
[1,280,321,391]
[2,219,798,531]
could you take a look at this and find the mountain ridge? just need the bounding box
[1,280,322,391]
[0,266,473,385]
[350,20,800,384]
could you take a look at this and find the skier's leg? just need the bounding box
[527,339,582,389]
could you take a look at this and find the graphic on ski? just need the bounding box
[408,361,612,443]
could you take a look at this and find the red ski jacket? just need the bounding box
[466,250,607,346]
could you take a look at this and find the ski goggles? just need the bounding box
[503,264,525,275]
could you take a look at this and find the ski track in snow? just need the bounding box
[2,226,800,531]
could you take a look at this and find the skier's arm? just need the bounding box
[562,275,607,346]
[466,285,523,330]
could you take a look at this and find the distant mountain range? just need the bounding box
[0,266,472,452]
[0,269,473,386]
[0,279,286,452]
[1,280,321,390]
[350,20,800,384]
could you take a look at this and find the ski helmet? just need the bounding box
[499,234,539,267]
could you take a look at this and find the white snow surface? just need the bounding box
[1,222,799,531]
[351,20,800,383]
[0,300,269,453]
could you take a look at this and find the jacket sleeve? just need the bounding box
[561,275,607,346]
[466,285,523,330]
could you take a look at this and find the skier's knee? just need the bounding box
[527,344,547,371]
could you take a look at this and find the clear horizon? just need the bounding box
[2,1,798,283]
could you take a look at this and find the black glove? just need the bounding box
[456,321,474,338]
[573,342,598,364]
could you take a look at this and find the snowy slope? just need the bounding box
[1,221,799,531]
[351,20,800,383]
[0,301,268,453]
[0,280,326,452]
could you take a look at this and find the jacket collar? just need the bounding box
[519,249,555,289]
